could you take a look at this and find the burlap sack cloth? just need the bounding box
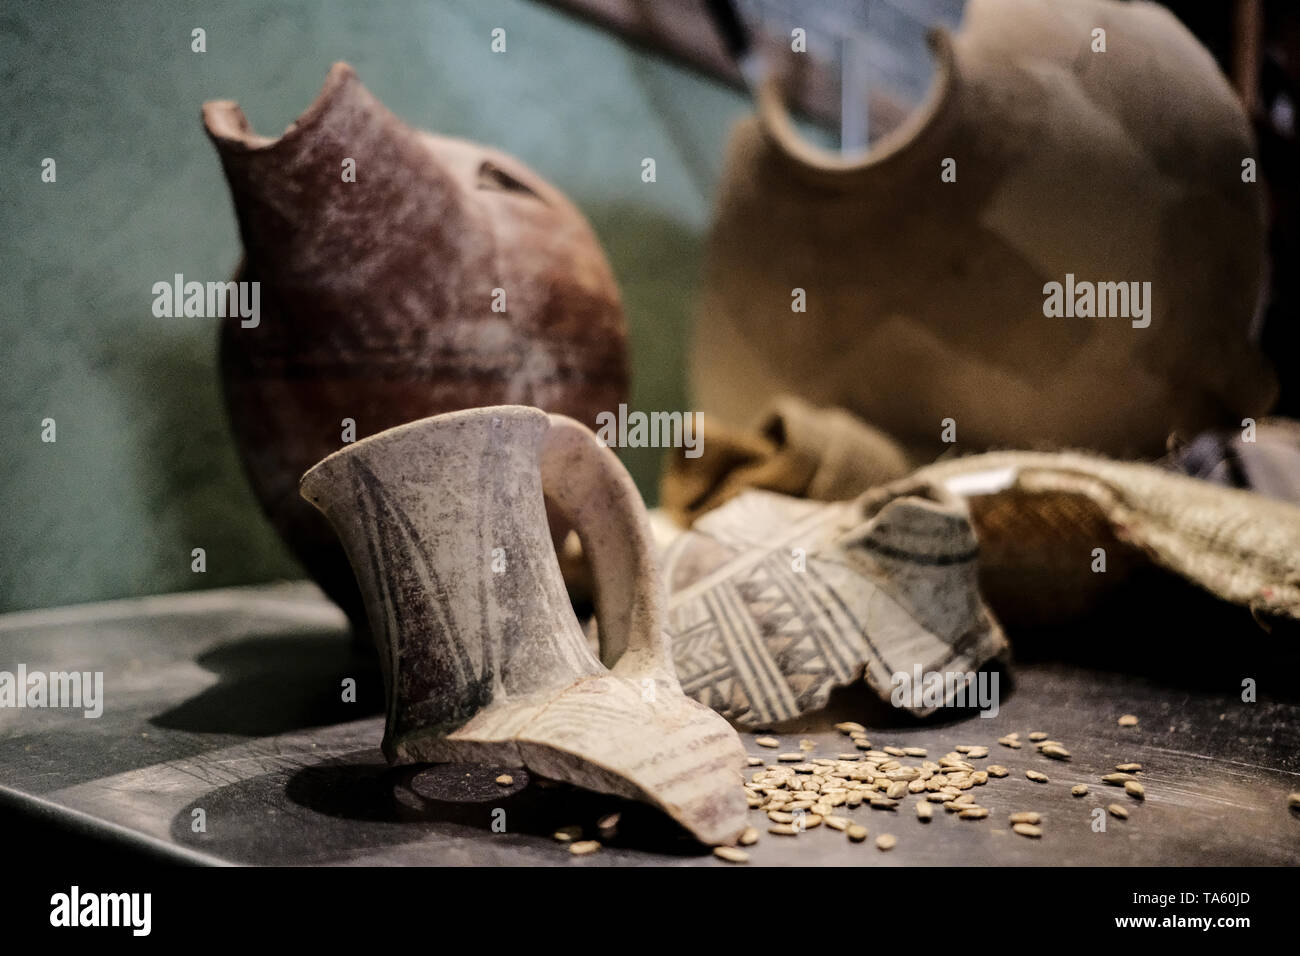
[663,400,1300,630]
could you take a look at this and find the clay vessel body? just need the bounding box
[693,0,1272,459]
[300,406,747,845]
[205,64,627,630]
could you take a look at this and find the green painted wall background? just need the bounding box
[0,0,752,612]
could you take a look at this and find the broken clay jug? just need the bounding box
[299,406,748,846]
[204,63,627,633]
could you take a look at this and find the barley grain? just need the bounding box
[1026,770,1049,783]
[876,834,897,850]
[1107,803,1129,819]
[1125,781,1145,800]
[1012,823,1043,838]
[569,840,601,856]
[848,824,869,842]
[713,846,749,863]
[1118,714,1139,727]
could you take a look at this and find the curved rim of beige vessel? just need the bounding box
[300,405,749,847]
[756,27,956,178]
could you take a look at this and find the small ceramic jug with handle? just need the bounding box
[300,405,747,845]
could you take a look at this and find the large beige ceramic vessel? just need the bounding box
[693,0,1274,459]
[300,406,747,846]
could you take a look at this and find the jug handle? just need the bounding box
[540,414,678,688]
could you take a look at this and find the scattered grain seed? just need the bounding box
[768,824,799,836]
[1125,781,1145,800]
[713,846,749,863]
[876,834,897,851]
[1026,770,1049,783]
[739,826,759,846]
[799,738,816,751]
[835,722,867,734]
[987,765,1009,778]
[869,797,899,810]
[1288,792,1300,811]
[1012,823,1043,838]
[495,774,514,785]
[848,824,869,842]
[903,747,928,757]
[1115,763,1143,772]
[837,753,861,761]
[1008,812,1041,824]
[1071,784,1089,797]
[1107,803,1129,819]
[825,815,850,831]
[756,736,779,748]
[1101,773,1136,785]
[998,736,1022,749]
[746,757,764,766]
[1118,714,1139,727]
[569,840,601,856]
[553,825,582,842]
[778,753,803,762]
[1040,744,1071,760]
[959,807,989,819]
[916,801,933,821]
[883,746,907,756]
[1028,732,1048,741]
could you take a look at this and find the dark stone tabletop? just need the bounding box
[1,582,1297,866]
